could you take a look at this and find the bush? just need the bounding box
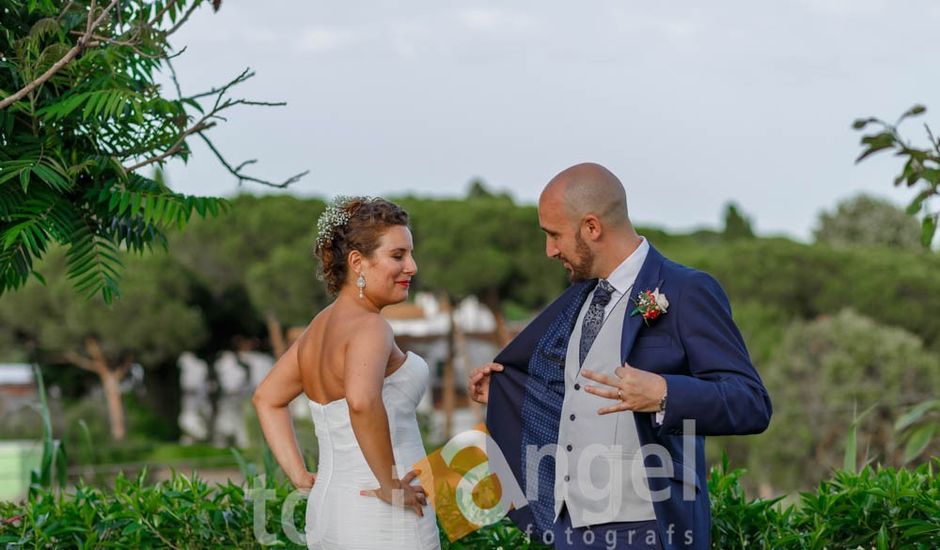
[814,194,923,251]
[0,471,297,548]
[754,309,940,491]
[711,458,940,549]
[2,460,938,549]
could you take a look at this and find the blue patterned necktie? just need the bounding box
[579,279,614,365]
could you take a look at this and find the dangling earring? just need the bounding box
[356,272,366,299]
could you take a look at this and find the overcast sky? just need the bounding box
[162,0,939,240]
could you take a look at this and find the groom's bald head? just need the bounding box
[541,162,631,230]
[539,162,640,281]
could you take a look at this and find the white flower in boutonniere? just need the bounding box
[630,287,669,326]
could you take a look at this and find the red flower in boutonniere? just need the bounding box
[630,287,669,325]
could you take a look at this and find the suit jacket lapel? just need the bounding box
[620,245,665,363]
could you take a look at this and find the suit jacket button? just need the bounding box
[564,475,570,482]
[566,444,573,451]
[574,383,581,390]
[569,414,576,421]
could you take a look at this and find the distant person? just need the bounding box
[177,351,211,444]
[253,197,439,549]
[213,337,276,447]
[469,163,772,549]
[213,347,251,448]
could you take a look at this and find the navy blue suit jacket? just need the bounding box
[486,245,772,550]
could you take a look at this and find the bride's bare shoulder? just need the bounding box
[308,303,392,348]
[348,310,394,343]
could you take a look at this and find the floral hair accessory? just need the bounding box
[315,195,356,249]
[630,287,669,325]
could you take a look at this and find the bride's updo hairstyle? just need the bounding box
[314,196,410,295]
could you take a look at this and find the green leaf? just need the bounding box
[903,424,936,463]
[31,164,71,192]
[876,524,889,550]
[922,215,937,248]
[899,104,927,121]
[895,399,940,432]
[119,190,132,215]
[143,196,155,223]
[194,197,206,217]
[852,117,877,130]
[856,132,897,162]
[922,168,940,185]
[905,190,932,215]
[844,402,877,473]
[65,224,124,304]
[19,166,31,192]
[30,269,47,285]
[81,92,102,120]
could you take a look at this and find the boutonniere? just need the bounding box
[630,287,669,325]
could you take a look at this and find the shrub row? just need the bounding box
[2,459,937,549]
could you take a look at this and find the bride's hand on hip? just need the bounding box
[361,469,429,517]
[292,470,317,491]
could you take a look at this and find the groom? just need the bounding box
[469,163,771,549]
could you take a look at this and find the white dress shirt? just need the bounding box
[579,236,650,322]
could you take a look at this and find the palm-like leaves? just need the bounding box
[0,0,299,302]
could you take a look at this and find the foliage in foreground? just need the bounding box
[710,458,940,550]
[1,458,937,549]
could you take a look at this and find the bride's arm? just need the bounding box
[345,317,401,494]
[252,337,315,489]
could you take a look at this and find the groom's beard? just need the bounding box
[564,233,595,282]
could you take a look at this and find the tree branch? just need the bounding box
[926,123,940,158]
[84,336,109,367]
[199,133,309,189]
[55,1,77,23]
[124,120,216,171]
[62,350,104,375]
[84,0,96,35]
[185,68,255,101]
[166,58,184,100]
[0,0,121,110]
[166,1,202,36]
[151,0,186,28]
[122,67,306,188]
[115,357,133,379]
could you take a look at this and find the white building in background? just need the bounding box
[0,364,39,502]
[0,363,35,416]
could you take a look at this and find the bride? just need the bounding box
[253,196,440,549]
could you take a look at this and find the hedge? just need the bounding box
[2,457,937,549]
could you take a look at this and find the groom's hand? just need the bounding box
[468,362,504,404]
[581,364,667,415]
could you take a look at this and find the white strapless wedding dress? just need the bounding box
[305,352,441,549]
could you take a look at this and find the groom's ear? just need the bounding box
[582,214,603,241]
